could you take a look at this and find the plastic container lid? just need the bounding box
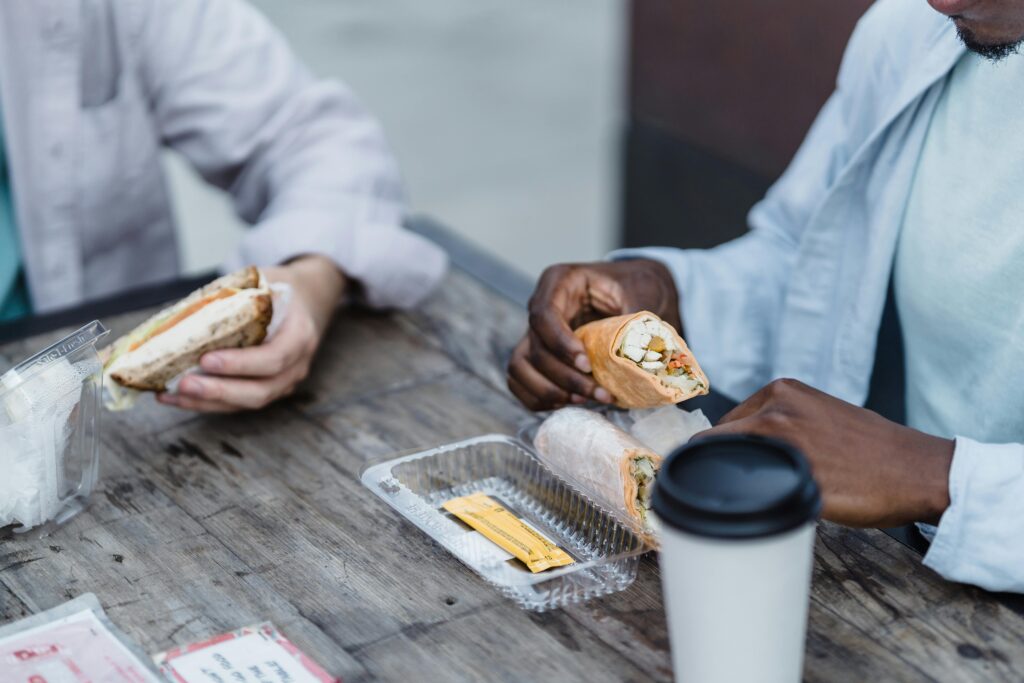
[652,434,821,539]
[1,320,108,390]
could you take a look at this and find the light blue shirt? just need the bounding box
[896,51,1024,445]
[614,0,1024,592]
[0,101,29,321]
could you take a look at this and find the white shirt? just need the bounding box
[896,50,1024,444]
[0,0,447,313]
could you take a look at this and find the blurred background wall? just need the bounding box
[169,0,625,279]
[623,0,872,251]
[169,0,872,281]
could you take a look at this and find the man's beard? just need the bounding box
[956,23,1023,61]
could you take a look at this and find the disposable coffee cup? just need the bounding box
[652,434,821,683]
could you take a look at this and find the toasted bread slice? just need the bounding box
[101,266,262,363]
[106,283,272,392]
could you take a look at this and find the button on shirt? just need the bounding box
[0,102,29,321]
[895,50,1024,444]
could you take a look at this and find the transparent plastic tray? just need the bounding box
[361,435,651,611]
[0,321,109,534]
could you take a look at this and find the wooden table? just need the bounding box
[2,222,1024,682]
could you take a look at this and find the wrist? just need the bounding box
[898,428,954,525]
[267,255,344,294]
[267,255,348,331]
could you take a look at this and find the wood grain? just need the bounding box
[2,269,1024,682]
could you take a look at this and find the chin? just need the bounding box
[956,17,1014,41]
[958,29,1022,59]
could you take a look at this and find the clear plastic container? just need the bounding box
[0,321,109,534]
[361,435,651,611]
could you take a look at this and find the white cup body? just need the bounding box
[657,520,816,683]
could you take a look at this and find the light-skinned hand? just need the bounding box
[158,254,346,412]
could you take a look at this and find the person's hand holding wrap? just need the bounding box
[159,255,346,412]
[508,259,681,411]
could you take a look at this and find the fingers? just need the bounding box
[527,308,590,373]
[170,360,308,412]
[692,418,755,440]
[528,265,590,372]
[717,378,809,425]
[199,310,315,378]
[157,392,242,413]
[166,304,317,413]
[507,335,612,411]
[717,398,766,425]
[716,384,776,424]
[698,404,796,446]
[691,416,789,452]
[527,330,605,399]
[518,262,643,412]
[507,338,574,411]
[507,375,583,413]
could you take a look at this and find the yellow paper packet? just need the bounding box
[443,492,575,573]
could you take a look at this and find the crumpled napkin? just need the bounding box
[0,358,89,529]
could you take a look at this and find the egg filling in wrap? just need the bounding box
[535,407,662,540]
[576,311,708,409]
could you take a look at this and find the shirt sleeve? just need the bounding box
[922,437,1024,592]
[136,0,447,309]
[609,87,851,402]
[608,7,898,402]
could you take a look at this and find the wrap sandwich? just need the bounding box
[534,407,661,539]
[100,267,272,406]
[576,311,708,409]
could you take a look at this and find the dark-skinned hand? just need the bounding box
[696,378,954,528]
[507,259,681,411]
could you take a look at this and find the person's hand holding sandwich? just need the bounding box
[150,255,347,413]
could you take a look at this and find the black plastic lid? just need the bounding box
[652,434,821,539]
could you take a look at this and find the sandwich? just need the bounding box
[534,407,662,541]
[100,267,272,406]
[575,311,708,409]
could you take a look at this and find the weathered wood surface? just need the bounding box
[2,268,1024,682]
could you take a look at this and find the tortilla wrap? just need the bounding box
[534,407,661,540]
[575,311,708,409]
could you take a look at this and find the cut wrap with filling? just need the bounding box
[534,407,661,539]
[100,267,272,399]
[576,311,708,409]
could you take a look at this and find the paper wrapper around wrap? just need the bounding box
[575,310,708,409]
[534,407,661,545]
